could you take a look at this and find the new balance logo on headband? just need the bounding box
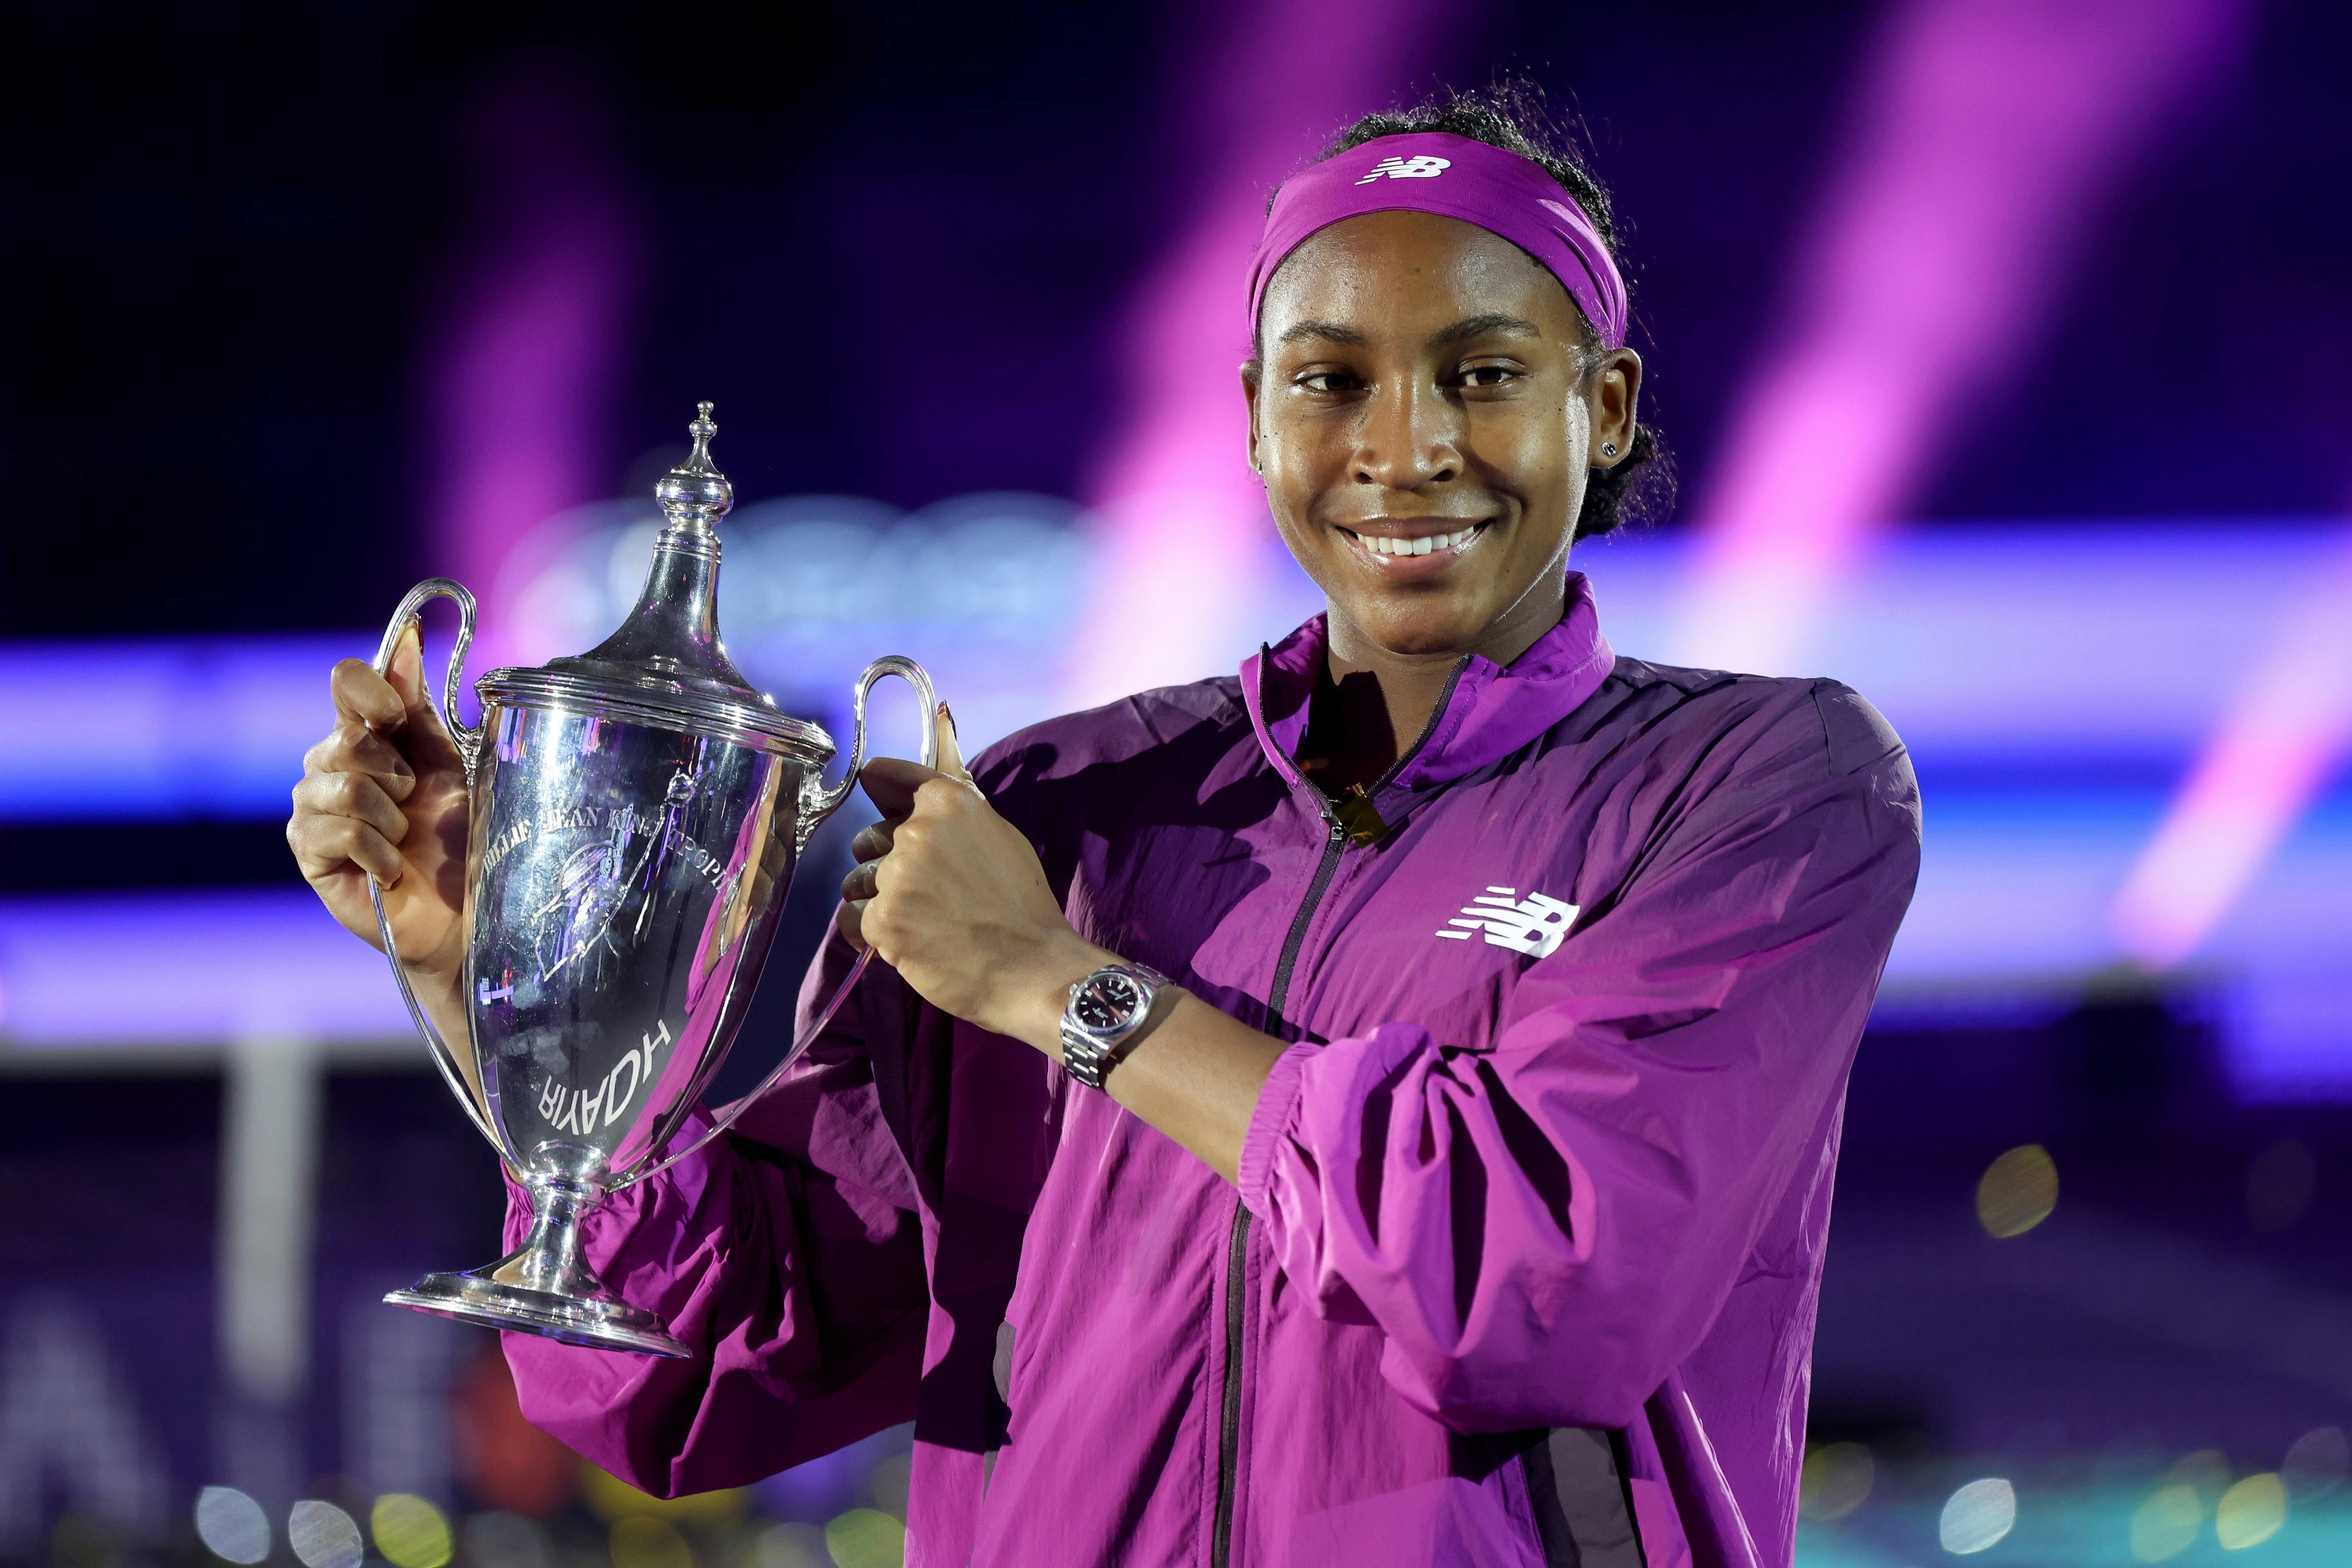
[1356,154,1451,184]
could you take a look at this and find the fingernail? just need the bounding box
[939,702,956,728]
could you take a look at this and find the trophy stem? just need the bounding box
[383,1175,690,1358]
[510,1174,599,1292]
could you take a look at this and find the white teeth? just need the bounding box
[1355,524,1482,558]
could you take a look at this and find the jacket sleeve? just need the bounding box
[1234,687,1921,1432]
[499,930,931,1494]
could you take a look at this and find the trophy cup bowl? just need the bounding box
[366,404,937,1357]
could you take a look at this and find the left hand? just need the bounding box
[838,708,1105,1044]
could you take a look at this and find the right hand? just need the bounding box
[287,623,472,978]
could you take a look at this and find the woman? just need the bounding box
[291,91,1918,1568]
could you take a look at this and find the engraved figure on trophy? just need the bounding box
[522,764,704,989]
[352,402,940,1356]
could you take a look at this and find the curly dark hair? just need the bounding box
[1275,82,1675,541]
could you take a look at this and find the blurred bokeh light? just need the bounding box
[1936,1477,2016,1555]
[1976,1145,2060,1238]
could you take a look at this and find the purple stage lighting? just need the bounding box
[0,891,405,1045]
[2112,530,2352,969]
[1669,0,2249,677]
[1063,0,1457,706]
[420,61,641,674]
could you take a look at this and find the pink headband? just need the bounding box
[1246,131,1628,351]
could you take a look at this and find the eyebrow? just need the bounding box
[1431,313,1543,347]
[1276,319,1371,347]
[1274,313,1545,350]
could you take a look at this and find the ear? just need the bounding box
[1586,347,1643,468]
[1240,360,1265,473]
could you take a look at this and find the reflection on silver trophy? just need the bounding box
[368,402,938,1356]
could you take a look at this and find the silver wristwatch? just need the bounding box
[1059,962,1170,1090]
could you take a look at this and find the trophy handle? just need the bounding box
[366,578,504,1156]
[614,655,943,1189]
[371,576,486,775]
[794,655,940,848]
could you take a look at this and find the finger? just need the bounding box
[933,702,970,782]
[303,724,417,800]
[293,769,412,844]
[833,898,869,952]
[289,813,405,886]
[858,756,953,819]
[839,859,880,905]
[331,655,406,731]
[848,822,895,864]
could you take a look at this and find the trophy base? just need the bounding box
[386,1175,688,1357]
[387,1266,691,1358]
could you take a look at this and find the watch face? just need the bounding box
[1073,971,1145,1032]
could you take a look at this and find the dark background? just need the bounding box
[10,0,2348,647]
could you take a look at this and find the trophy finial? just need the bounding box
[655,399,733,534]
[546,394,766,720]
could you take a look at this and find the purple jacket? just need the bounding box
[503,575,1921,1568]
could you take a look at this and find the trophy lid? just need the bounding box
[477,403,832,760]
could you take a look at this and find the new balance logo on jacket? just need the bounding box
[1436,887,1580,957]
[1356,154,1451,184]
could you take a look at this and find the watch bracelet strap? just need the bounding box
[1061,1023,1113,1090]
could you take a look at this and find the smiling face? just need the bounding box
[1246,209,1640,665]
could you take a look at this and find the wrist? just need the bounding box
[1003,934,1120,1054]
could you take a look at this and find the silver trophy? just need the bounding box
[367,402,937,1356]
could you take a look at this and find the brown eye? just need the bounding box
[1296,370,1361,394]
[1460,364,1521,389]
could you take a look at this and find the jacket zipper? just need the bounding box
[1211,659,1467,1568]
[1212,812,1343,1568]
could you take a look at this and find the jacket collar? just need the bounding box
[1241,572,1616,797]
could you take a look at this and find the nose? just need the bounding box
[1350,375,1462,491]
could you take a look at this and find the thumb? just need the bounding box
[383,620,459,757]
[933,702,970,782]
[383,622,430,724]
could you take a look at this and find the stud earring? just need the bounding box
[1601,442,1618,459]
